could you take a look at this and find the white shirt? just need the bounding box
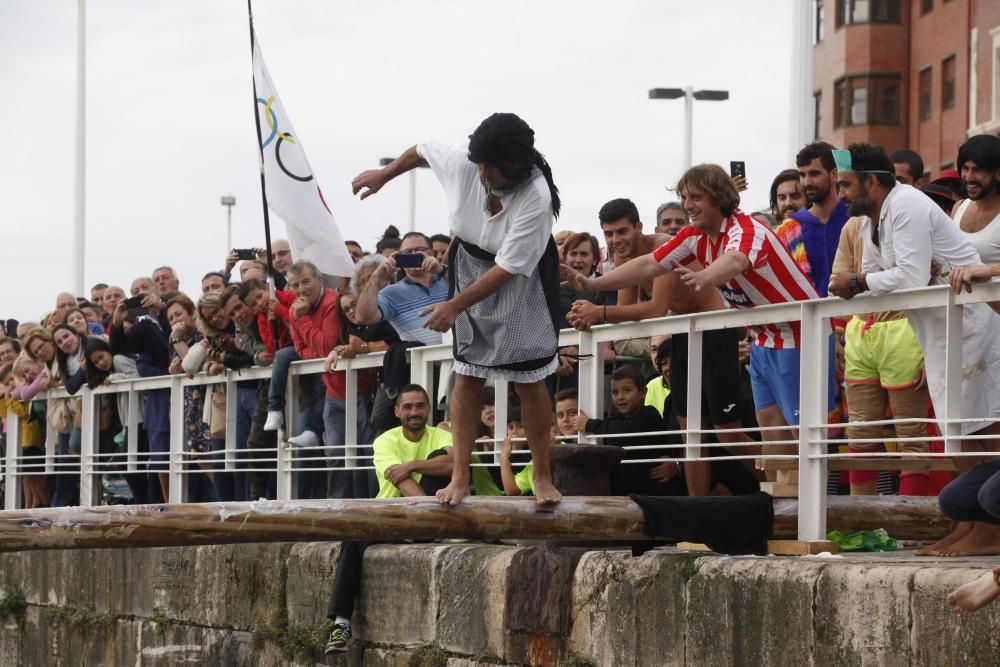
[863,183,982,294]
[954,198,1000,265]
[862,183,1000,435]
[416,141,553,276]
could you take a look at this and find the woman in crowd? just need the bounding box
[22,327,78,506]
[165,294,217,500]
[1,359,50,508]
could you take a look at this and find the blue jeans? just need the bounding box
[233,383,259,502]
[267,347,301,412]
[51,429,80,507]
[323,392,374,499]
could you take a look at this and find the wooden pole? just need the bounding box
[0,496,948,552]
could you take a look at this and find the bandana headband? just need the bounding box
[832,149,893,175]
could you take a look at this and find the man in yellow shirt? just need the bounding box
[325,384,453,654]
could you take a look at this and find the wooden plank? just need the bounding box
[767,540,838,556]
[676,542,712,551]
[0,495,953,552]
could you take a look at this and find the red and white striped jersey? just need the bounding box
[652,210,819,348]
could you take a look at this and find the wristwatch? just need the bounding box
[849,274,864,295]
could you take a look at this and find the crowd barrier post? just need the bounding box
[684,320,704,461]
[224,375,238,477]
[4,408,21,509]
[797,300,830,541]
[575,329,600,437]
[943,296,964,455]
[344,359,359,477]
[125,385,140,473]
[276,367,297,501]
[167,376,186,504]
[79,387,99,507]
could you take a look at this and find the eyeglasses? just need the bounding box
[343,304,357,313]
[273,250,291,257]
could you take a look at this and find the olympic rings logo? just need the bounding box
[257,96,313,183]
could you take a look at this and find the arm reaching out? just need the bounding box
[563,254,668,294]
[352,146,428,200]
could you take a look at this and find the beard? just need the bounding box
[805,183,830,205]
[847,188,875,217]
[967,175,1000,201]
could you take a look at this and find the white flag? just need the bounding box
[252,41,354,278]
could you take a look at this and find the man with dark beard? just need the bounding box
[351,113,562,506]
[829,143,1000,557]
[769,168,806,222]
[951,135,1000,267]
[774,142,849,296]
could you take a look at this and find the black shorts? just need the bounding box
[20,445,45,474]
[670,328,745,425]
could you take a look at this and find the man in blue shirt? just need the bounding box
[774,142,850,296]
[354,231,447,345]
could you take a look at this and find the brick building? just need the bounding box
[811,0,1000,178]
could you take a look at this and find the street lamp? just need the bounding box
[220,195,236,252]
[648,86,730,171]
[380,156,429,233]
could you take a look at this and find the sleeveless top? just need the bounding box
[955,199,1000,264]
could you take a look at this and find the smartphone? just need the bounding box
[234,248,257,260]
[730,161,746,179]
[123,296,144,310]
[394,252,425,268]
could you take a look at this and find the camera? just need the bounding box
[234,248,258,261]
[394,252,425,268]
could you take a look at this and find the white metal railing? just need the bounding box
[4,278,1000,540]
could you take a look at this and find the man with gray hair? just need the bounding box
[152,266,180,298]
[287,260,374,497]
[655,202,689,237]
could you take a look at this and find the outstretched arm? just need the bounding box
[352,146,428,200]
[572,254,669,294]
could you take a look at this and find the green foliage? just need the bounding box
[0,585,27,631]
[408,644,449,667]
[45,605,115,632]
[560,653,596,667]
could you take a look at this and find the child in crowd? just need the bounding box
[576,364,682,495]
[1,359,51,508]
[499,405,541,496]
[554,389,580,438]
[240,279,297,433]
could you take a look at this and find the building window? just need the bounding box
[920,66,933,121]
[814,0,825,44]
[836,0,901,26]
[921,0,933,15]
[834,74,902,128]
[942,55,956,109]
[814,91,822,139]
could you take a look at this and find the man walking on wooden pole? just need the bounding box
[351,113,562,505]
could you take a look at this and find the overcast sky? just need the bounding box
[1,0,796,322]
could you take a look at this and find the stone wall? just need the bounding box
[0,542,997,666]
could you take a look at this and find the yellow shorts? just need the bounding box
[844,316,924,389]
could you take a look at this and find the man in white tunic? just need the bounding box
[351,113,562,505]
[829,143,1000,556]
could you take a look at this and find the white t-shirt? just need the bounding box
[416,141,553,276]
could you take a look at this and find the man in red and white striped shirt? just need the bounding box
[563,164,835,447]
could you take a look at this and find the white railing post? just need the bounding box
[126,385,139,473]
[225,374,238,475]
[276,366,296,501]
[345,360,358,476]
[797,301,829,541]
[5,408,22,509]
[168,376,185,503]
[576,329,602,435]
[79,387,97,507]
[684,320,703,461]
[943,296,964,454]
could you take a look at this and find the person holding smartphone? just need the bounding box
[352,232,448,346]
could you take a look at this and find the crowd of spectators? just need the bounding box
[0,136,998,524]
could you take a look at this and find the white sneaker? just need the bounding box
[287,430,320,448]
[263,411,284,432]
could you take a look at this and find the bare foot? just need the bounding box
[532,477,562,505]
[916,521,973,556]
[947,568,1000,612]
[939,522,1000,557]
[435,480,470,506]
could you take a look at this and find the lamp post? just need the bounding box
[648,87,730,171]
[220,195,236,252]
[380,157,429,233]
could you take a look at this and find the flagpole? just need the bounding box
[247,0,276,280]
[72,0,86,296]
